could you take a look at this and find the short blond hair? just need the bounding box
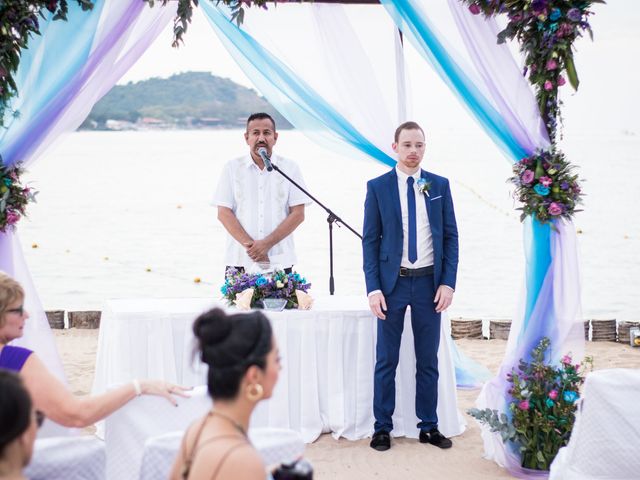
[0,272,24,327]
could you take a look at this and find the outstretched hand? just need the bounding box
[140,380,192,406]
[434,285,454,313]
[368,292,387,320]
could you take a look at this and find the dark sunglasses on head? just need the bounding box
[6,305,25,315]
[35,410,45,428]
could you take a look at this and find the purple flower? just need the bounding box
[548,202,563,216]
[518,400,530,410]
[560,182,569,191]
[544,80,554,91]
[548,389,558,400]
[561,354,572,365]
[468,3,481,15]
[546,59,558,71]
[539,176,553,187]
[557,75,566,86]
[531,0,547,14]
[521,170,535,184]
[567,8,582,22]
[534,184,550,196]
[6,210,21,225]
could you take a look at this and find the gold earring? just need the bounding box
[246,383,264,402]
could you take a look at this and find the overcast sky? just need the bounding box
[120,1,639,134]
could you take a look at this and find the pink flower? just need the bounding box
[546,59,558,71]
[548,390,558,400]
[557,75,566,86]
[518,400,530,410]
[539,176,553,187]
[548,202,563,216]
[468,3,481,15]
[544,80,554,91]
[561,354,572,365]
[6,210,21,225]
[521,170,535,184]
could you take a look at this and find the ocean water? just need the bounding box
[18,128,640,322]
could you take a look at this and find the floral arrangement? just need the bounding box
[416,178,431,196]
[0,160,37,233]
[221,268,312,310]
[509,149,583,223]
[461,0,605,141]
[468,337,593,471]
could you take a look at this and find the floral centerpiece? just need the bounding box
[461,0,605,141]
[0,160,37,233]
[468,337,593,471]
[221,268,312,310]
[509,149,583,224]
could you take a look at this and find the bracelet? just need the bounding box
[132,379,142,396]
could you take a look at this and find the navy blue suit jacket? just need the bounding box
[362,168,459,296]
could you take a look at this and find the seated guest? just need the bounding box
[0,370,40,479]
[0,272,189,428]
[171,308,280,480]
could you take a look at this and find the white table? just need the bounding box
[92,296,466,443]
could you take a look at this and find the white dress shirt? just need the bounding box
[213,154,311,268]
[395,167,434,268]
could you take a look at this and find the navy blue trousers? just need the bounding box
[373,274,441,433]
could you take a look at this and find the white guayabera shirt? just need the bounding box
[213,154,311,269]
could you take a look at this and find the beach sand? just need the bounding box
[53,330,640,480]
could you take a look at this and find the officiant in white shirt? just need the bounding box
[213,112,311,277]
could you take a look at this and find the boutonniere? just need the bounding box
[416,178,431,197]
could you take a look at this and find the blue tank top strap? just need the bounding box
[0,345,34,372]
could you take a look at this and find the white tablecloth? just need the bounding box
[92,296,466,443]
[25,436,105,480]
[550,368,640,480]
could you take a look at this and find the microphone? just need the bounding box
[257,147,273,172]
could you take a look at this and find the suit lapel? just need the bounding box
[421,169,432,223]
[388,169,402,225]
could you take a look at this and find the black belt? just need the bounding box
[399,265,434,277]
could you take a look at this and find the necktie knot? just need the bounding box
[407,176,414,187]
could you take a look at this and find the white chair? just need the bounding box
[25,436,106,480]
[104,385,211,480]
[139,428,305,480]
[550,368,640,479]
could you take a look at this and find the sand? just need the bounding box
[53,330,640,480]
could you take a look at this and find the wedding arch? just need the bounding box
[0,0,599,475]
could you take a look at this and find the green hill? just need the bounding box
[81,71,291,130]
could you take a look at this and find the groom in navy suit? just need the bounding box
[363,121,458,451]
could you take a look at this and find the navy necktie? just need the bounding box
[407,176,417,263]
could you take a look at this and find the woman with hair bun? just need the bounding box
[171,308,281,480]
[0,370,40,479]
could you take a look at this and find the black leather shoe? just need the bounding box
[419,428,452,449]
[370,431,391,451]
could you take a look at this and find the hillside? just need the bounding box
[81,71,291,130]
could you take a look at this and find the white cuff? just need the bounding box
[368,290,382,297]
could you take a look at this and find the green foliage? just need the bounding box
[82,71,290,129]
[0,0,94,127]
[468,337,593,471]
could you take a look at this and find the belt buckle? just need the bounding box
[399,267,408,277]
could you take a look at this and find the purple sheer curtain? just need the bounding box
[1,1,174,403]
[447,3,584,477]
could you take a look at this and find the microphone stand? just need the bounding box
[269,161,361,295]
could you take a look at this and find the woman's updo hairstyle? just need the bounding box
[0,370,32,457]
[193,308,272,400]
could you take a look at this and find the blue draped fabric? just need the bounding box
[199,2,394,166]
[1,1,105,167]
